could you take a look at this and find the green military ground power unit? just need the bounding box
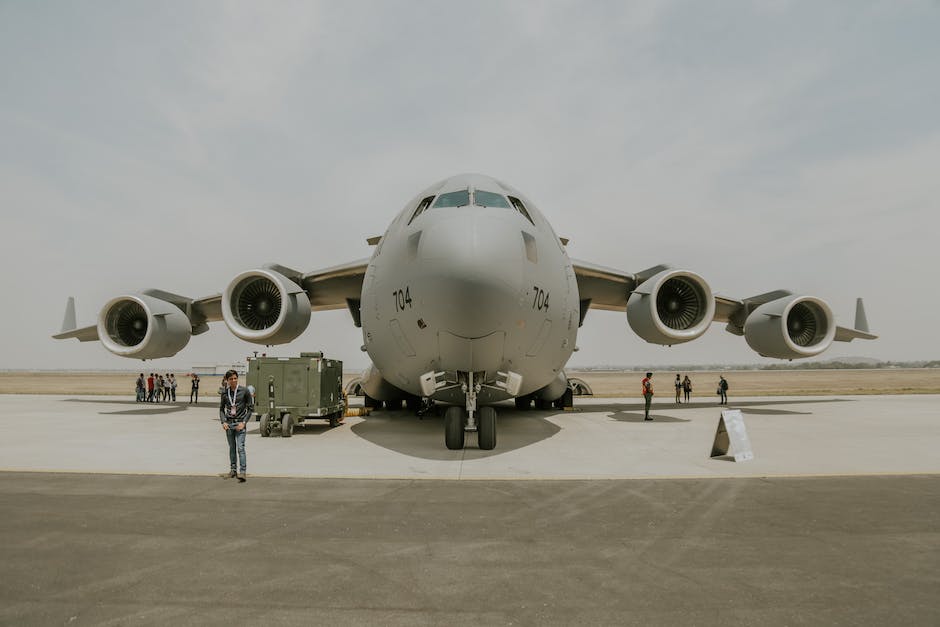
[247,352,346,437]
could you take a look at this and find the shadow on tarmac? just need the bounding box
[583,397,852,418]
[351,407,562,460]
[63,398,221,416]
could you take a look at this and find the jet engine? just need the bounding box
[97,294,191,359]
[222,269,311,344]
[627,269,715,345]
[744,295,836,359]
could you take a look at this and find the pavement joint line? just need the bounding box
[2,468,939,481]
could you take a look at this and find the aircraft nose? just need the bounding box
[416,213,525,338]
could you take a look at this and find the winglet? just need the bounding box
[60,296,77,334]
[52,297,100,342]
[855,298,869,333]
[834,297,877,342]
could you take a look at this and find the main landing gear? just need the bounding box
[443,371,498,451]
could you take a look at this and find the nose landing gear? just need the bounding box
[443,405,498,451]
[442,371,499,451]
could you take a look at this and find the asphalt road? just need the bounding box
[1,472,938,626]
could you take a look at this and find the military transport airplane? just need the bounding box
[54,173,877,450]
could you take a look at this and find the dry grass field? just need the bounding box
[1,369,937,397]
[568,369,940,397]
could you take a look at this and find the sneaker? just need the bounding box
[228,470,237,478]
[237,473,246,483]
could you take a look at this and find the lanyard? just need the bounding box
[228,386,238,416]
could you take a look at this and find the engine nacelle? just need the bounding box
[222,269,311,344]
[97,294,191,359]
[627,269,715,345]
[744,295,836,359]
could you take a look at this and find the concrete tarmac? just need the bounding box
[1,394,938,625]
[0,394,938,478]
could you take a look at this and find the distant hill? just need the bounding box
[818,356,882,365]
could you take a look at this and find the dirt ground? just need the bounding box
[1,369,937,397]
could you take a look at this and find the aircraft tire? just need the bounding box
[329,412,342,428]
[478,406,497,450]
[281,413,293,438]
[514,396,531,410]
[260,413,271,437]
[444,406,465,450]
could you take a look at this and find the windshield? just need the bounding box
[473,190,511,208]
[432,190,470,208]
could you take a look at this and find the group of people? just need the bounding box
[136,373,177,402]
[134,372,201,403]
[674,374,693,403]
[640,372,730,420]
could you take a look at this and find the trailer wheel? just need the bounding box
[281,413,293,438]
[260,413,271,437]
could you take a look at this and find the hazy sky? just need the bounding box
[1,1,937,371]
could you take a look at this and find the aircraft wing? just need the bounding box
[571,259,876,345]
[570,259,637,311]
[53,258,371,357]
[300,258,370,311]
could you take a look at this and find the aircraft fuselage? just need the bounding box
[360,174,580,405]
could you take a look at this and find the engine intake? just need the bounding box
[222,269,311,344]
[97,294,191,359]
[627,269,714,345]
[744,295,835,359]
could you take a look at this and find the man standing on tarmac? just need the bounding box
[220,369,254,483]
[190,373,200,404]
[642,372,654,421]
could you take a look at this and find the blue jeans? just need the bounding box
[225,425,247,472]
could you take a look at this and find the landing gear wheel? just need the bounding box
[478,406,497,450]
[260,413,271,437]
[281,413,294,437]
[329,412,342,428]
[444,406,465,450]
[364,394,380,409]
[515,396,531,410]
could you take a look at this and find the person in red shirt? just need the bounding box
[147,373,155,402]
[641,372,654,421]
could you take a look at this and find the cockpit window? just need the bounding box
[507,196,534,225]
[432,190,470,208]
[408,196,434,225]
[473,190,511,208]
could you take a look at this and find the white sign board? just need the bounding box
[710,409,754,462]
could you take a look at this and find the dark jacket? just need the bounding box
[219,385,254,424]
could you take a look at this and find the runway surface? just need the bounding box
[1,394,938,625]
